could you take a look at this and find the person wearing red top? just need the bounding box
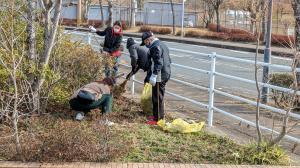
[89,21,123,78]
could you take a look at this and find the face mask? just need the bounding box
[114,27,120,32]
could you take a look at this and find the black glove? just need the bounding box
[144,77,150,84]
[126,73,132,80]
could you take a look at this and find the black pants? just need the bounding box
[152,81,167,121]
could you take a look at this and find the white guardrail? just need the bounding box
[68,31,300,144]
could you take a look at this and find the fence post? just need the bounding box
[208,52,216,127]
[88,32,91,45]
[131,75,135,95]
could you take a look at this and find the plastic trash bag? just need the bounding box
[141,83,152,114]
[157,118,205,133]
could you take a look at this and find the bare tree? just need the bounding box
[243,0,266,34]
[107,0,113,27]
[292,0,300,83]
[253,9,263,149]
[205,0,224,32]
[26,0,36,60]
[170,0,176,35]
[0,0,29,159]
[131,0,137,27]
[31,0,62,113]
[99,0,104,27]
[83,0,92,22]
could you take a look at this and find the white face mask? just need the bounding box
[114,26,120,32]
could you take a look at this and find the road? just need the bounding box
[67,31,292,99]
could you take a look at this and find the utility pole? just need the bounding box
[131,0,137,27]
[181,0,185,37]
[261,0,273,104]
[77,0,82,26]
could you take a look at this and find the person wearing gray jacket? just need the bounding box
[126,38,150,81]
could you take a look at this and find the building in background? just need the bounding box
[60,0,197,27]
[144,1,197,27]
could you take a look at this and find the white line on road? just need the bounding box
[229,50,250,54]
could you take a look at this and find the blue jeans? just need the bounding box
[105,57,120,78]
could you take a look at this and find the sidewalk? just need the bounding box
[64,26,293,57]
[1,162,299,168]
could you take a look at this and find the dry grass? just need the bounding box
[139,26,172,35]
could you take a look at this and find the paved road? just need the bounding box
[67,31,292,99]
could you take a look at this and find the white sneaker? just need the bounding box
[99,119,114,126]
[75,112,85,121]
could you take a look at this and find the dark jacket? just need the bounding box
[145,39,171,83]
[127,39,149,71]
[96,27,123,53]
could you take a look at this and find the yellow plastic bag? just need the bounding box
[157,118,205,133]
[141,83,152,114]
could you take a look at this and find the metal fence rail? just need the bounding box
[67,31,300,144]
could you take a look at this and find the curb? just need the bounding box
[64,26,293,57]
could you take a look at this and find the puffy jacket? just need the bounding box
[96,27,123,53]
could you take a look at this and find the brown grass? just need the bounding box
[139,26,172,35]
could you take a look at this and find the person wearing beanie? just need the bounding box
[125,37,150,80]
[89,21,123,78]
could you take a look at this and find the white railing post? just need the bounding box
[208,52,216,127]
[131,75,135,95]
[88,32,91,45]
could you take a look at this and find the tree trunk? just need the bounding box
[292,0,300,83]
[107,0,113,27]
[170,0,176,35]
[26,0,36,60]
[12,70,22,160]
[216,8,220,32]
[99,0,104,27]
[260,0,266,41]
[32,0,62,112]
[254,23,262,148]
[131,0,137,27]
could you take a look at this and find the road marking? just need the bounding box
[271,55,292,61]
[229,50,250,54]
[166,41,208,48]
[170,54,184,58]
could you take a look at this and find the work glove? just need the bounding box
[149,74,157,86]
[89,26,97,33]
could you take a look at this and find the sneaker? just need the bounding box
[146,120,157,125]
[99,119,115,126]
[147,116,155,120]
[75,112,85,121]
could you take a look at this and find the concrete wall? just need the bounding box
[61,5,77,19]
[59,2,196,26]
[143,2,197,27]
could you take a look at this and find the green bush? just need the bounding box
[242,142,289,165]
[45,37,105,105]
[269,73,296,108]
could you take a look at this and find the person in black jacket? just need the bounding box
[125,38,150,80]
[140,31,172,125]
[89,21,123,78]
